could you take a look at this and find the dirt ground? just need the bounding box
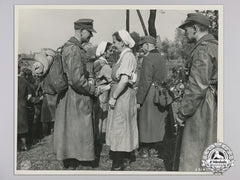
[17,107,178,171]
[17,132,176,171]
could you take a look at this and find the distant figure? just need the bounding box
[136,36,168,158]
[33,48,57,137]
[94,41,112,142]
[17,66,32,151]
[40,91,56,137]
[91,41,112,167]
[31,79,43,143]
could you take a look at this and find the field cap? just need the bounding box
[138,36,156,45]
[179,13,210,29]
[74,18,96,33]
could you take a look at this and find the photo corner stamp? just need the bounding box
[202,142,234,175]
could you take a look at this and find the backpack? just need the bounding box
[42,46,68,95]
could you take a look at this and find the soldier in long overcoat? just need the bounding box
[53,19,97,169]
[177,13,218,171]
[136,36,168,157]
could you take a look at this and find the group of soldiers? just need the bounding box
[18,12,218,171]
[17,66,55,151]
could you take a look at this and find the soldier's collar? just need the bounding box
[189,34,216,57]
[67,36,85,50]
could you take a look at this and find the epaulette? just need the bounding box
[200,41,208,46]
[199,40,218,48]
[202,39,218,46]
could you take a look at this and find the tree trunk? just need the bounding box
[148,10,157,38]
[126,10,130,32]
[136,10,148,36]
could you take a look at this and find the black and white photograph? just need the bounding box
[14,5,223,174]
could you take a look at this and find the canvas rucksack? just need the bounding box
[41,46,68,95]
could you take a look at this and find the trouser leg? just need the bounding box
[18,133,28,151]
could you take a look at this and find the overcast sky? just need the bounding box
[17,8,194,54]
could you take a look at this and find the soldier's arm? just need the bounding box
[67,46,95,95]
[178,46,213,120]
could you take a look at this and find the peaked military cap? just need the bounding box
[179,13,210,29]
[138,35,156,45]
[74,18,96,33]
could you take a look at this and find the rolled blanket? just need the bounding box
[33,48,56,76]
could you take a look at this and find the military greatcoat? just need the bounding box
[136,49,168,143]
[53,37,96,161]
[178,34,218,171]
